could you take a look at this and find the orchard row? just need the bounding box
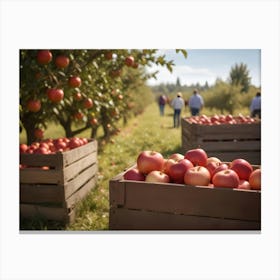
[124,148,261,190]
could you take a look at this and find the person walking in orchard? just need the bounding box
[250,92,261,119]
[188,89,204,116]
[158,94,167,116]
[171,92,185,128]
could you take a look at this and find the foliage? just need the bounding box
[228,63,251,93]
[20,49,187,144]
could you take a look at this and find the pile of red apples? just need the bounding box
[123,149,261,190]
[19,137,89,170]
[20,137,89,155]
[186,114,259,125]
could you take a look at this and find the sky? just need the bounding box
[147,49,261,87]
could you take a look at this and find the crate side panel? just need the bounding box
[199,140,261,152]
[63,151,97,182]
[20,153,64,169]
[62,140,97,167]
[124,182,261,221]
[196,123,261,138]
[20,204,67,222]
[65,175,97,209]
[109,208,260,230]
[20,184,64,204]
[20,169,63,184]
[207,151,261,164]
[64,163,98,199]
[109,174,126,207]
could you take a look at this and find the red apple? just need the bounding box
[168,159,193,184]
[47,88,64,103]
[249,169,261,190]
[230,159,253,181]
[225,114,233,122]
[136,151,164,174]
[145,170,170,183]
[68,137,81,149]
[20,143,28,153]
[55,55,70,68]
[125,56,134,67]
[206,161,221,178]
[37,50,52,65]
[68,76,82,88]
[212,169,239,188]
[83,98,93,109]
[163,158,176,176]
[206,157,221,164]
[184,148,208,166]
[212,163,229,177]
[184,166,210,186]
[74,112,84,120]
[237,180,251,190]
[123,168,145,181]
[169,153,184,162]
[34,147,49,154]
[90,118,98,125]
[27,99,41,112]
[34,128,44,139]
[73,92,83,101]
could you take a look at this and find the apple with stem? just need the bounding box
[137,151,164,175]
[230,159,253,181]
[184,148,208,166]
[184,166,210,186]
[168,159,193,184]
[212,169,239,188]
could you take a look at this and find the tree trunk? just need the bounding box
[90,127,98,139]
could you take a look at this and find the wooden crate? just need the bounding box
[181,118,261,164]
[109,166,261,230]
[20,139,98,225]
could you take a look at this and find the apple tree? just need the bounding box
[20,49,187,144]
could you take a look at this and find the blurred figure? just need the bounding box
[171,92,185,128]
[158,94,167,116]
[188,89,204,116]
[250,92,261,119]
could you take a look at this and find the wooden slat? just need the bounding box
[20,204,67,222]
[65,175,97,208]
[109,171,127,207]
[198,140,261,152]
[207,151,261,165]
[109,208,260,230]
[64,163,98,199]
[20,169,63,184]
[20,153,64,169]
[63,152,97,182]
[20,184,64,204]
[62,140,97,167]
[181,118,261,140]
[123,182,261,222]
